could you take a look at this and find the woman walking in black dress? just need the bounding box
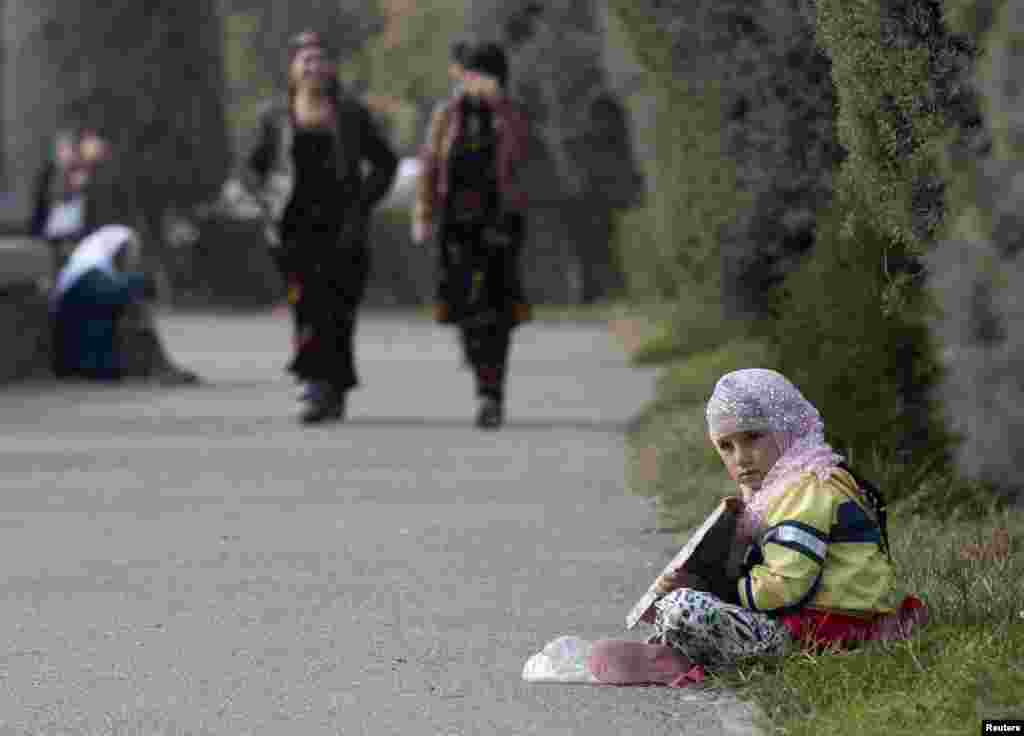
[244,30,398,424]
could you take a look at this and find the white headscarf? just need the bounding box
[52,225,138,306]
[706,368,845,540]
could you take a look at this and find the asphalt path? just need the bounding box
[0,311,764,735]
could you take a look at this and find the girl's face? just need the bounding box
[712,429,781,493]
[290,46,333,88]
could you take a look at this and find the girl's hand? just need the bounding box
[723,494,746,512]
[654,569,707,595]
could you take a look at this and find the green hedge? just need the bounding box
[815,1,949,254]
[763,0,982,492]
[812,0,978,295]
[767,191,953,490]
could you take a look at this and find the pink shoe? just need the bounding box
[587,639,696,687]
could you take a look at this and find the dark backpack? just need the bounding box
[837,462,892,560]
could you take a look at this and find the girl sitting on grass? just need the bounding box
[590,368,927,684]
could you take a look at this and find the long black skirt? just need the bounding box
[278,215,370,393]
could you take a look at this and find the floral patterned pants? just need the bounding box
[648,588,793,670]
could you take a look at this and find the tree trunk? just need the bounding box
[2,0,67,219]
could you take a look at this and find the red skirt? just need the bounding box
[780,596,928,648]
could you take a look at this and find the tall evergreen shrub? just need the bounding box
[770,193,950,480]
[769,0,978,476]
[926,0,1024,501]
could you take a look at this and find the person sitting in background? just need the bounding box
[50,225,157,381]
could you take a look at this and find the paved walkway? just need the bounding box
[0,311,763,735]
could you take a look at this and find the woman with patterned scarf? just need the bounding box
[412,42,532,430]
[588,368,928,685]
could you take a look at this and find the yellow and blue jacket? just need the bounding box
[732,468,895,618]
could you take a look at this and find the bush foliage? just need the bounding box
[768,0,978,483]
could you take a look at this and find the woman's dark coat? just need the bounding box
[241,95,399,266]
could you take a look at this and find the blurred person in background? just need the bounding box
[35,128,200,386]
[412,42,532,429]
[30,128,111,276]
[243,30,398,425]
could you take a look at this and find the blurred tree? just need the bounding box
[465,0,646,303]
[926,0,1024,503]
[2,0,231,274]
[346,0,467,154]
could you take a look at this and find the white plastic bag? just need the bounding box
[521,635,600,684]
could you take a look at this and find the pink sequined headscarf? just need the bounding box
[706,368,845,541]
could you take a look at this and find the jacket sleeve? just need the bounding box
[357,104,399,212]
[736,476,834,614]
[497,103,531,213]
[413,101,449,228]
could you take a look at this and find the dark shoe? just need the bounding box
[475,397,503,430]
[300,384,346,425]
